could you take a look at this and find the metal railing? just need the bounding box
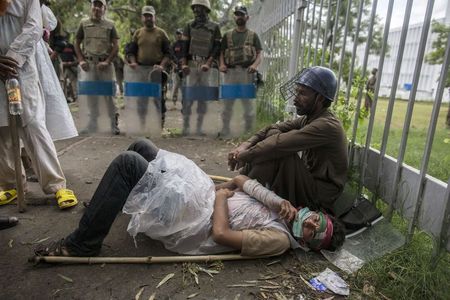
[248,0,450,261]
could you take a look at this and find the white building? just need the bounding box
[357,3,450,102]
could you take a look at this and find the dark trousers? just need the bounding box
[65,139,159,256]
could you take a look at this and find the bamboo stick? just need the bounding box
[29,254,274,265]
[208,175,232,182]
[10,115,26,212]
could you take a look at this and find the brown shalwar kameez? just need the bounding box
[239,109,348,213]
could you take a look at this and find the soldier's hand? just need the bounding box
[219,64,227,73]
[182,65,190,76]
[200,64,210,72]
[247,65,257,73]
[79,60,89,71]
[129,62,138,69]
[97,61,109,71]
[153,64,164,71]
[0,55,19,82]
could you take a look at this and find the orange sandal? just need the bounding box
[55,189,78,209]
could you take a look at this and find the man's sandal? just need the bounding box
[0,189,17,205]
[55,189,78,209]
[34,238,71,257]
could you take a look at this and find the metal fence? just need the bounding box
[248,0,450,260]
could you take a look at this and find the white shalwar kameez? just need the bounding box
[36,4,78,141]
[0,0,66,194]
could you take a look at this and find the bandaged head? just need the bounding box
[292,207,334,251]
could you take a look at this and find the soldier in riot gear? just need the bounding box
[74,0,120,135]
[125,5,171,129]
[180,0,221,136]
[219,6,262,137]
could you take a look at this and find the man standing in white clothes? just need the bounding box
[0,0,78,209]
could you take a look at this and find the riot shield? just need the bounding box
[123,65,163,136]
[218,67,256,137]
[181,63,219,136]
[77,64,118,134]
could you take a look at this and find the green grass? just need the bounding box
[352,98,450,181]
[256,98,450,299]
[352,202,450,300]
[345,99,450,299]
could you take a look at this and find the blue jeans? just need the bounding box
[65,139,158,256]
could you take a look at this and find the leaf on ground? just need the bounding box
[259,285,281,289]
[33,237,50,244]
[135,287,145,300]
[228,283,257,287]
[298,275,314,290]
[264,280,279,286]
[188,268,199,285]
[266,260,281,266]
[274,292,288,300]
[187,293,199,299]
[57,274,73,283]
[156,273,175,288]
[8,239,13,248]
[148,292,156,300]
[244,280,258,284]
[197,266,219,277]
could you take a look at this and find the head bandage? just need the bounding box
[292,207,333,251]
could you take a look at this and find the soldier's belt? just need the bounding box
[84,56,109,63]
[191,55,208,62]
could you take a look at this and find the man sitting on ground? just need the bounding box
[35,139,345,257]
[228,66,348,215]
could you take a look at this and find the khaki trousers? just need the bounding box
[0,117,66,194]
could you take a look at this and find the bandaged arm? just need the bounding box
[242,179,284,212]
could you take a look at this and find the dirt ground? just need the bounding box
[0,107,347,300]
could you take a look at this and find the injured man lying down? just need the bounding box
[35,139,345,258]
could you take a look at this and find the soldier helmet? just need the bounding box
[295,66,337,101]
[176,28,183,34]
[191,0,211,12]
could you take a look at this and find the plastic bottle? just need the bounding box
[6,78,23,115]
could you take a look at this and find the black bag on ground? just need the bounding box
[339,197,382,231]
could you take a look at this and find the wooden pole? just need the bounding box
[209,175,232,182]
[9,114,26,212]
[29,254,274,265]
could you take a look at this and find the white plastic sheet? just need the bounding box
[123,149,216,254]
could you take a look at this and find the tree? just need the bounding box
[425,20,450,127]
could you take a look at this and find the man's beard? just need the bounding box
[145,21,154,28]
[296,106,308,116]
[194,12,207,23]
[235,19,246,26]
[295,102,312,116]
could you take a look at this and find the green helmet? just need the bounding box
[191,0,211,12]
